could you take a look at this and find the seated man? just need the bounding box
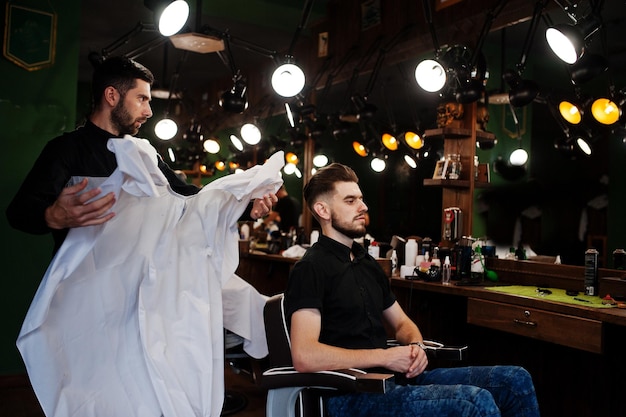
[284,163,540,417]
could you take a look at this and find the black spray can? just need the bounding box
[584,249,599,296]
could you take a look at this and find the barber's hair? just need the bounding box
[91,56,154,110]
[303,163,359,214]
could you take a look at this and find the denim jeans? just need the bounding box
[326,366,540,417]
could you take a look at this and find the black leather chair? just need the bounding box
[261,293,468,417]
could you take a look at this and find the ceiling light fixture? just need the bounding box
[559,99,584,124]
[545,4,603,64]
[144,0,190,36]
[240,123,261,145]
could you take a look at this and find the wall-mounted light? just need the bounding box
[415,59,447,92]
[504,69,539,108]
[144,0,189,36]
[509,148,528,166]
[215,160,227,171]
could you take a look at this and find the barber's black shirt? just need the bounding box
[284,234,396,350]
[6,121,199,253]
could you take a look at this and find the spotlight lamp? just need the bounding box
[271,56,306,98]
[215,160,227,171]
[285,152,299,165]
[219,74,248,113]
[352,141,369,157]
[545,13,602,64]
[402,131,424,150]
[370,156,387,173]
[591,97,622,125]
[203,138,220,154]
[381,132,398,151]
[144,0,190,36]
[312,154,329,167]
[503,69,539,108]
[559,100,584,125]
[230,134,244,151]
[154,117,178,140]
[403,153,418,169]
[415,58,447,93]
[509,148,528,166]
[240,123,261,145]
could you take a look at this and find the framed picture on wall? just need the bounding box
[3,4,57,71]
[432,159,449,179]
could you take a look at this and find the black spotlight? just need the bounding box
[220,77,248,113]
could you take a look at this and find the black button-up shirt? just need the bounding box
[285,234,396,350]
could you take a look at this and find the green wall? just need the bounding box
[0,1,81,373]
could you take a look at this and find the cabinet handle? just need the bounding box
[513,319,537,327]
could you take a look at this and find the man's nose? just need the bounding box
[145,104,153,118]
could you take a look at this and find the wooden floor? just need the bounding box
[0,366,267,417]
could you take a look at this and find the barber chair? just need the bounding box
[261,293,468,417]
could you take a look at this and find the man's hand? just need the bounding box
[45,178,116,230]
[250,193,278,220]
[384,345,428,378]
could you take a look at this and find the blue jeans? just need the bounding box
[326,366,540,417]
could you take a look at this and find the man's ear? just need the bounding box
[313,201,330,221]
[103,86,119,107]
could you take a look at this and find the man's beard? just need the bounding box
[111,100,139,136]
[331,213,366,239]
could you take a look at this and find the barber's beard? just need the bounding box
[331,213,366,240]
[111,100,139,136]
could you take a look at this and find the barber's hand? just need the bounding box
[250,193,278,220]
[45,178,116,230]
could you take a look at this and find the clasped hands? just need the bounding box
[45,178,278,230]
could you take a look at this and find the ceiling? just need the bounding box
[77,0,626,147]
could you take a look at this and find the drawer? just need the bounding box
[467,298,603,353]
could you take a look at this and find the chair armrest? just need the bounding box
[261,366,395,394]
[387,339,469,361]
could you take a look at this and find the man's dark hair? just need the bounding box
[91,56,154,110]
[303,163,359,214]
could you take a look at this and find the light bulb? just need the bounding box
[154,118,178,140]
[158,0,189,36]
[240,123,261,145]
[370,157,386,172]
[509,148,528,166]
[546,27,578,64]
[203,139,220,154]
[415,59,447,92]
[271,63,306,97]
[313,154,329,167]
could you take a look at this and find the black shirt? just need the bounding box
[284,234,396,350]
[6,121,199,252]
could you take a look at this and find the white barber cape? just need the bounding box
[17,137,283,417]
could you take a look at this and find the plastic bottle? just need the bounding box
[310,230,319,245]
[240,223,250,240]
[405,238,418,267]
[391,250,399,277]
[442,256,452,285]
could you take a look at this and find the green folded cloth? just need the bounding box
[485,285,614,308]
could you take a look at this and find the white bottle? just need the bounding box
[405,238,418,267]
[310,230,319,245]
[442,256,452,285]
[391,250,399,277]
[240,223,250,240]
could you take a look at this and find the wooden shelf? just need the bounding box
[423,179,470,188]
[423,127,471,139]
